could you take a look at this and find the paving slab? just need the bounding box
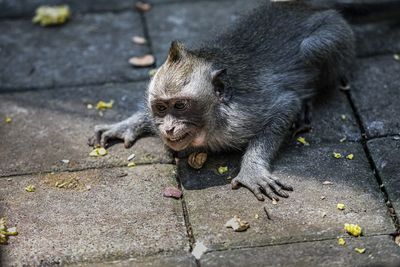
[0,82,171,177]
[0,0,136,18]
[200,235,400,267]
[367,137,400,214]
[0,164,188,266]
[179,142,394,250]
[177,89,393,250]
[350,55,400,138]
[0,11,149,90]
[68,252,196,267]
[145,0,260,65]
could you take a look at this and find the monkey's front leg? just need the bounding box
[232,95,300,201]
[88,111,155,148]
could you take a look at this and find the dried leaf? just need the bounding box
[188,152,208,169]
[132,36,147,44]
[225,216,250,232]
[32,5,70,26]
[129,54,155,67]
[344,223,362,237]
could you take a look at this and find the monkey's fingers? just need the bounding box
[231,177,265,201]
[123,130,137,148]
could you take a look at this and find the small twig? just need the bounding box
[263,206,271,220]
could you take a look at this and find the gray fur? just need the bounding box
[89,1,355,201]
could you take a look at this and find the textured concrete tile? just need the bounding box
[201,235,400,267]
[68,252,196,267]
[0,0,135,18]
[145,0,260,65]
[367,137,400,213]
[0,11,149,90]
[350,56,400,138]
[179,142,394,250]
[0,164,188,266]
[0,82,171,177]
[353,20,400,58]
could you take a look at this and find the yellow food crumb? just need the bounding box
[95,100,114,110]
[296,136,310,146]
[338,238,346,246]
[346,154,354,160]
[5,117,12,123]
[25,185,36,192]
[127,162,136,167]
[344,223,362,237]
[337,203,345,210]
[355,248,366,254]
[217,166,228,175]
[333,152,342,159]
[32,5,71,26]
[0,218,18,244]
[89,147,108,157]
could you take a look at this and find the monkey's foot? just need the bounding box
[88,122,137,148]
[231,172,293,201]
[187,152,208,169]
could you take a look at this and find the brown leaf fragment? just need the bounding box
[132,36,147,45]
[135,1,151,12]
[129,54,155,67]
[163,186,182,199]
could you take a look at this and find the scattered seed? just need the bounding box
[340,136,347,143]
[272,198,278,205]
[254,214,259,219]
[320,196,326,200]
[132,36,147,44]
[127,153,136,161]
[86,104,93,109]
[135,1,151,12]
[394,54,400,61]
[61,159,70,164]
[322,181,333,185]
[129,54,155,67]
[341,114,347,120]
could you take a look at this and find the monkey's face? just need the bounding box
[150,98,207,151]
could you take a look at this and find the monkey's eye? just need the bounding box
[174,101,187,111]
[155,103,167,113]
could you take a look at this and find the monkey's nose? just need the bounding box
[166,127,175,136]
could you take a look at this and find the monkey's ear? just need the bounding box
[211,68,231,102]
[167,40,186,63]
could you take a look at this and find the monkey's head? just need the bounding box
[147,41,228,151]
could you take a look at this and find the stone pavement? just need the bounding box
[1,0,400,266]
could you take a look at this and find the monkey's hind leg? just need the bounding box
[292,99,313,137]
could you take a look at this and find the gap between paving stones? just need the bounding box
[345,90,400,232]
[201,233,394,254]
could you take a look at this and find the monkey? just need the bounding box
[88,1,355,201]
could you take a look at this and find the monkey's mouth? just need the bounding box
[165,132,192,150]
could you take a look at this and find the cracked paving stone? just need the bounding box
[367,137,400,214]
[0,11,149,90]
[350,55,400,138]
[177,90,394,250]
[200,235,400,267]
[145,0,260,65]
[0,0,136,18]
[0,164,189,266]
[0,82,171,177]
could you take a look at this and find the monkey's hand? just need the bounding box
[231,163,293,201]
[88,111,154,148]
